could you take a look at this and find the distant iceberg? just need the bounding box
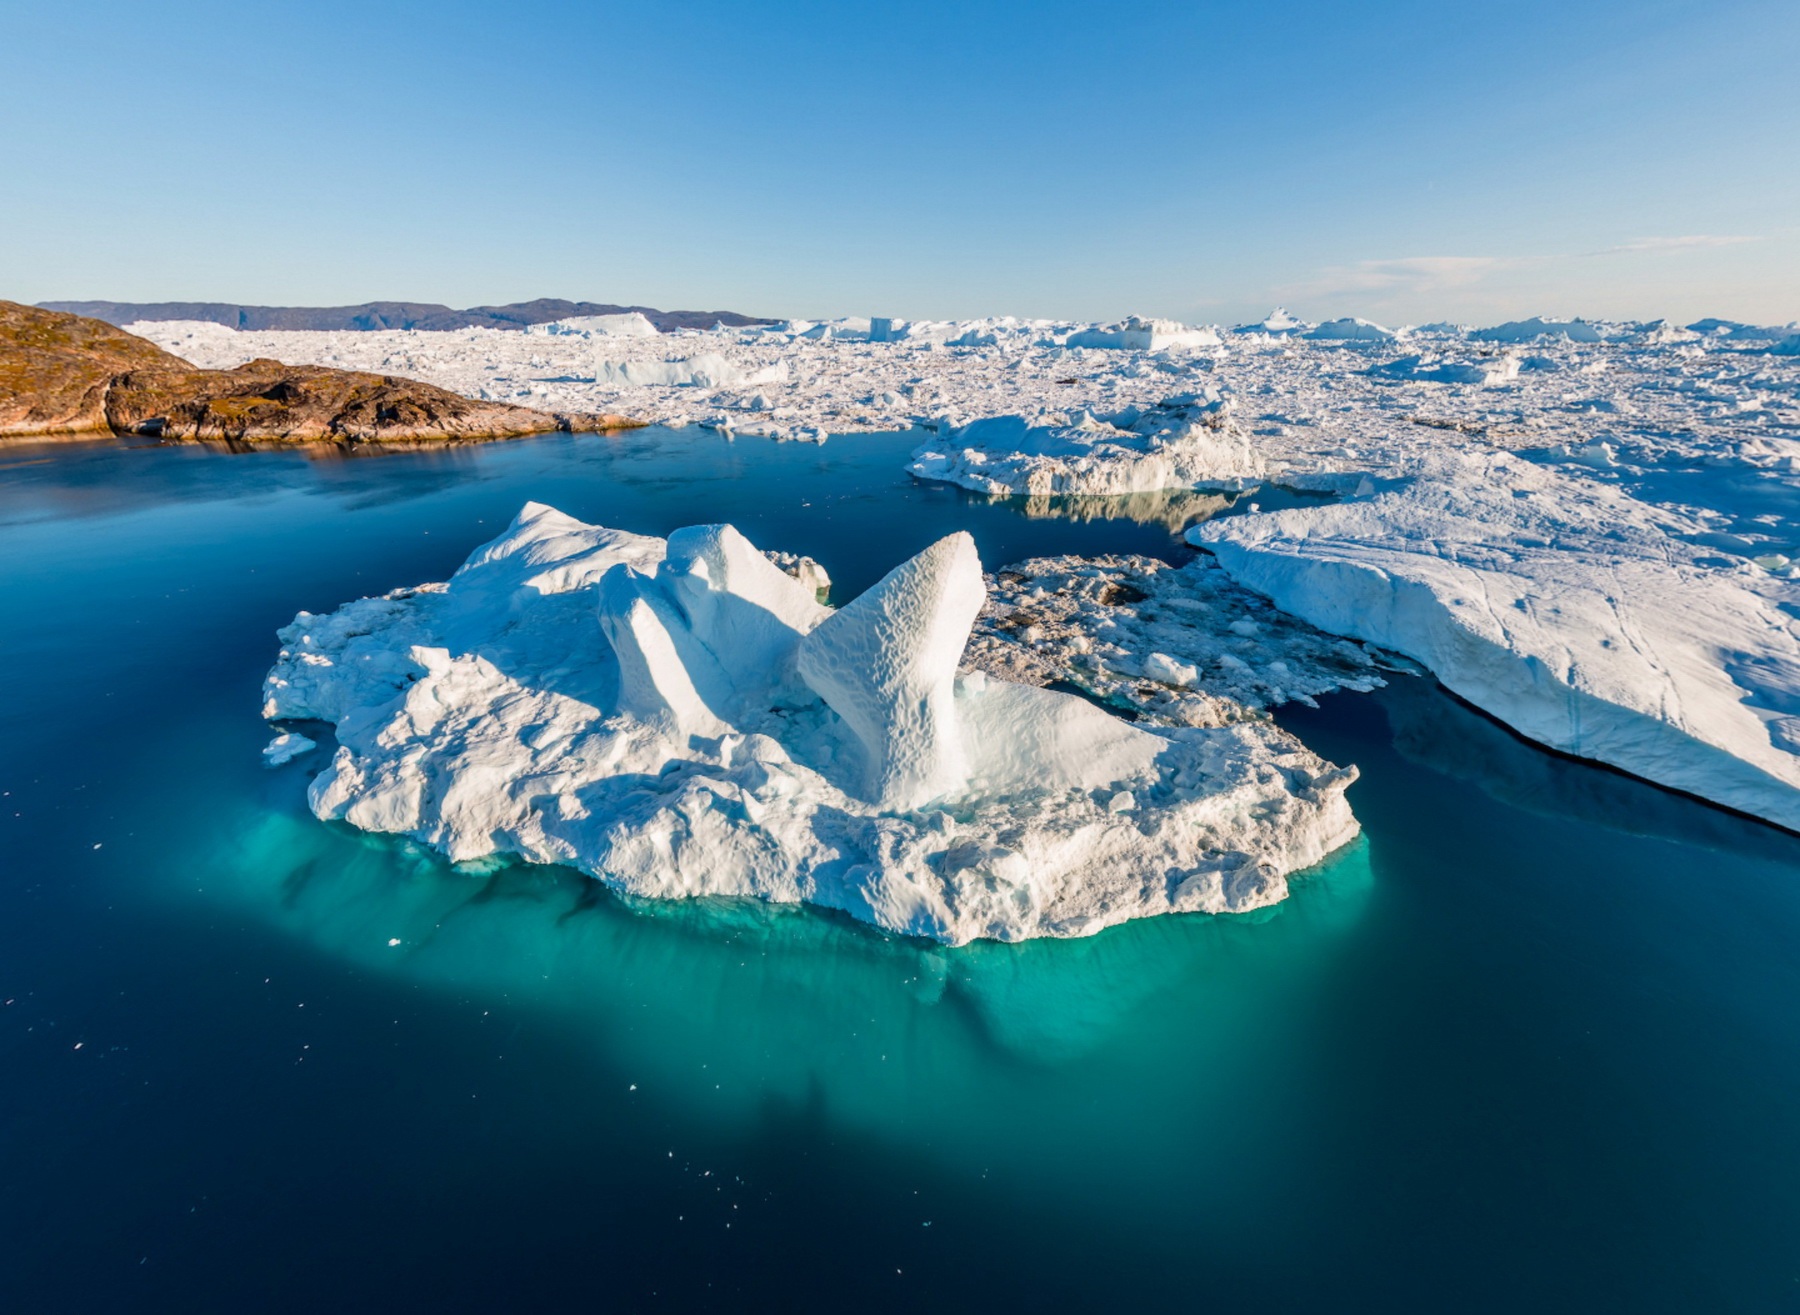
[527,312,659,338]
[1065,317,1221,351]
[264,504,1359,943]
[594,353,788,388]
[1233,307,1310,336]
[1305,317,1395,342]
[1471,317,1603,344]
[908,395,1260,497]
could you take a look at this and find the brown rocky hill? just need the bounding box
[0,301,634,443]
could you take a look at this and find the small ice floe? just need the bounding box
[262,732,317,766]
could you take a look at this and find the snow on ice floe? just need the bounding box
[262,732,316,766]
[907,395,1263,497]
[1191,451,1800,831]
[1367,351,1523,387]
[1065,317,1223,351]
[263,503,1360,944]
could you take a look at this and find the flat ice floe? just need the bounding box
[1192,452,1800,831]
[263,504,1360,944]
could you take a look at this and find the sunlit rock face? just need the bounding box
[264,503,1359,945]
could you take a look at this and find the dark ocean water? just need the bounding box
[2,428,1797,1313]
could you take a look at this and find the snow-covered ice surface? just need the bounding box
[907,395,1263,496]
[264,504,1360,944]
[1193,451,1800,831]
[261,731,315,766]
[143,309,1800,829]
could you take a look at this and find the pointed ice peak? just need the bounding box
[596,564,733,737]
[664,524,825,631]
[660,523,830,703]
[796,532,986,810]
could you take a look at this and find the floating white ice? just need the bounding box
[263,504,1361,943]
[1193,453,1800,831]
[908,396,1262,497]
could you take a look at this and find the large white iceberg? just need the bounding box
[1065,317,1222,351]
[593,353,788,388]
[1191,453,1800,831]
[263,504,1360,944]
[1305,317,1396,342]
[528,312,659,338]
[908,395,1261,497]
[1471,317,1603,344]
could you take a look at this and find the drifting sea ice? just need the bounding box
[263,504,1360,944]
[908,395,1263,497]
[1191,451,1800,831]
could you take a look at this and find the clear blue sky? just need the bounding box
[2,0,1796,325]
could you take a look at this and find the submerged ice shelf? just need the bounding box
[264,504,1359,944]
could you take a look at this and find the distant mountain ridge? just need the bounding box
[37,298,778,334]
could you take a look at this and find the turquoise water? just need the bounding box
[3,428,1799,1312]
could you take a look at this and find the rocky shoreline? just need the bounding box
[0,301,636,445]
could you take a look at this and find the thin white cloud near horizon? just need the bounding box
[1275,236,1781,324]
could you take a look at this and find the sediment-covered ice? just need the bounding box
[1192,452,1800,830]
[263,504,1360,943]
[907,395,1261,496]
[963,553,1387,727]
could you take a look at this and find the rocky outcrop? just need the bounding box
[38,298,778,333]
[1,301,636,443]
[0,300,185,435]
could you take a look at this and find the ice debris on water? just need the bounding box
[262,732,316,766]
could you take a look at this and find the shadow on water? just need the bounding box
[1295,675,1800,865]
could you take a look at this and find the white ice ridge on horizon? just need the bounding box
[1192,452,1800,831]
[263,504,1360,944]
[131,309,1800,464]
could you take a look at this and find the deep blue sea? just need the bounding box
[3,427,1798,1313]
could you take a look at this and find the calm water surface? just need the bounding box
[2,428,1798,1312]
